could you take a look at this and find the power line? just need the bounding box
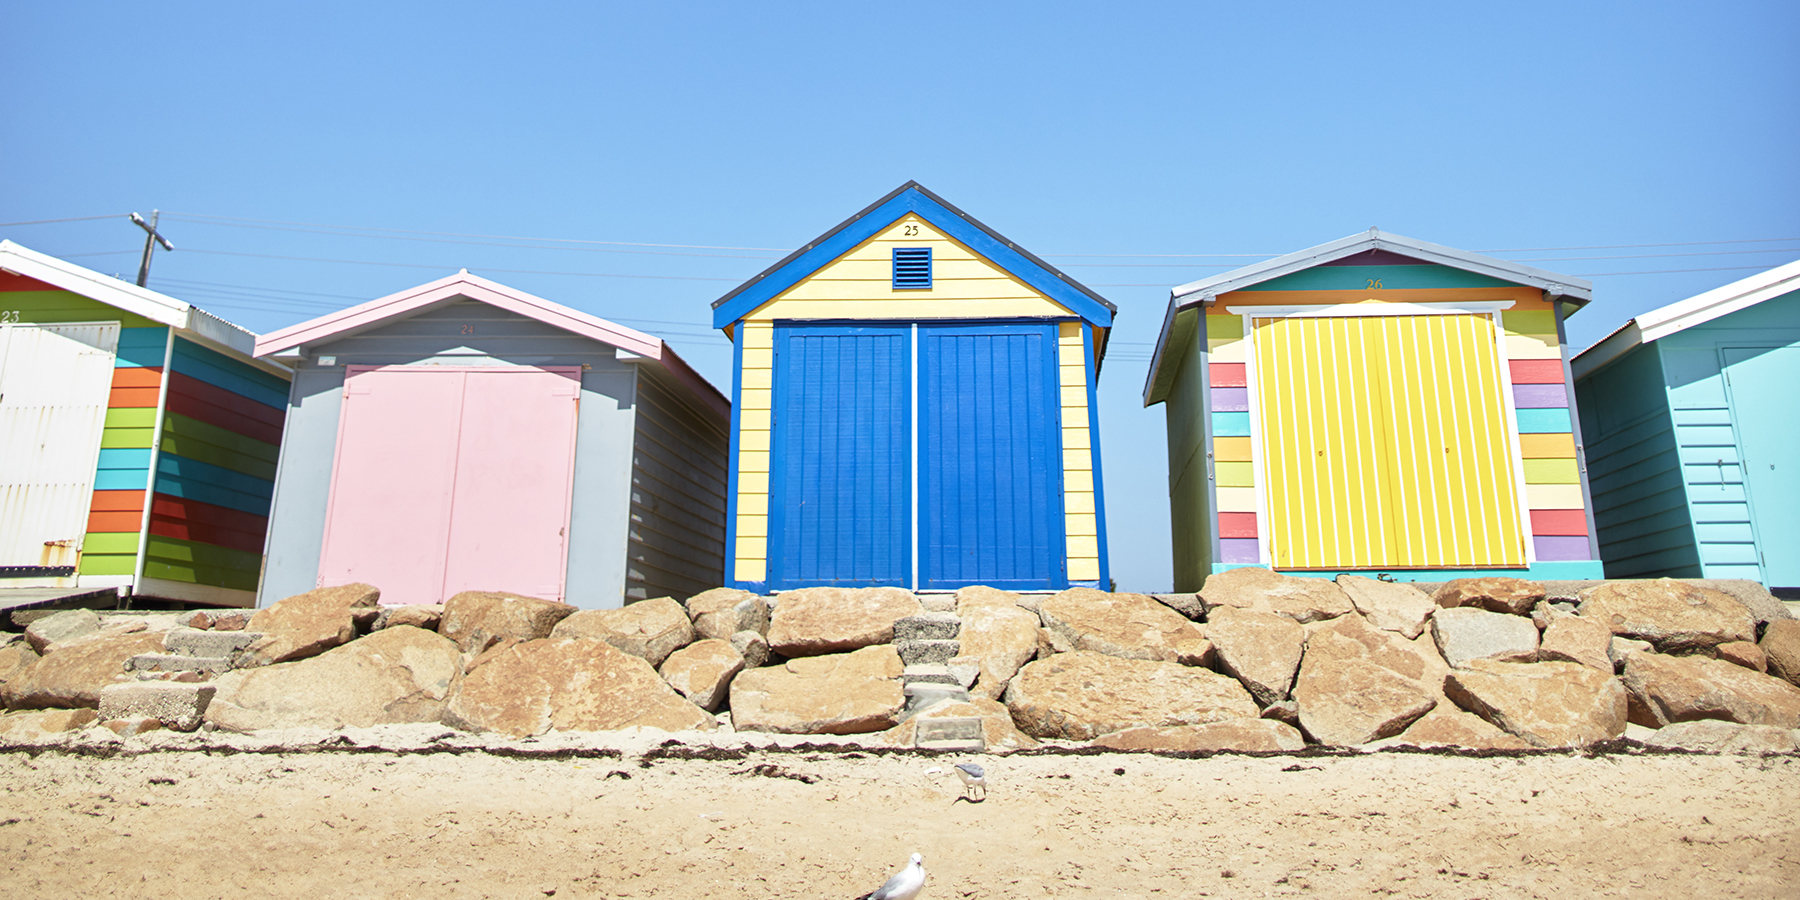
[181,247,741,281]
[1482,237,1800,252]
[0,214,127,227]
[164,212,792,252]
[163,215,789,261]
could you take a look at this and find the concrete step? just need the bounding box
[893,612,961,642]
[902,664,959,685]
[896,639,960,666]
[913,716,985,752]
[164,629,262,658]
[126,654,232,677]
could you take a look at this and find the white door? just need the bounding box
[0,322,121,587]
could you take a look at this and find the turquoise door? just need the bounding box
[1723,345,1800,588]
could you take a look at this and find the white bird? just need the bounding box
[859,852,925,900]
[952,762,986,801]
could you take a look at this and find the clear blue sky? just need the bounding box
[6,1,1797,591]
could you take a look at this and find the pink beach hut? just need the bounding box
[253,272,729,609]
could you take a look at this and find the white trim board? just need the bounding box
[1225,300,1516,318]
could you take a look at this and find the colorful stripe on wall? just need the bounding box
[78,327,168,577]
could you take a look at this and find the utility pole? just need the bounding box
[130,210,174,287]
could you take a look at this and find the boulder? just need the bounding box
[445,637,714,737]
[377,605,443,632]
[237,583,382,667]
[1385,704,1531,750]
[1150,593,1206,622]
[684,588,770,642]
[1336,576,1435,639]
[212,611,253,632]
[551,598,695,667]
[879,697,1038,751]
[1444,659,1628,748]
[1037,589,1212,665]
[729,645,905,734]
[1260,699,1300,726]
[3,631,163,709]
[1198,566,1353,623]
[438,590,576,655]
[1692,579,1793,627]
[0,640,40,687]
[205,626,461,732]
[1642,719,1800,754]
[24,609,101,652]
[659,639,744,711]
[955,603,1040,700]
[730,630,770,669]
[1431,577,1545,616]
[1003,651,1257,741]
[765,587,922,657]
[1761,620,1800,687]
[953,585,1024,610]
[1537,613,1613,672]
[1609,636,1653,671]
[180,610,215,630]
[1576,579,1755,652]
[97,682,215,732]
[1205,606,1305,706]
[0,708,99,739]
[1715,641,1767,673]
[1293,615,1437,745]
[1431,607,1539,668]
[1091,718,1306,753]
[1620,652,1800,728]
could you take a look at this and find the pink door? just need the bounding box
[317,366,581,606]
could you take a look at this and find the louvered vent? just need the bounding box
[892,247,932,289]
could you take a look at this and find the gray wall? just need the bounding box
[623,365,730,601]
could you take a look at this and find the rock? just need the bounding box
[729,645,905,735]
[949,603,1037,701]
[729,630,770,668]
[25,609,101,652]
[1198,567,1353,623]
[377,605,443,632]
[237,583,382,667]
[1538,614,1613,672]
[97,682,215,731]
[1609,636,1653,672]
[880,697,1038,751]
[0,640,40,687]
[212,611,252,631]
[1260,699,1300,727]
[551,598,695,667]
[1431,577,1545,616]
[684,588,770,642]
[919,595,956,613]
[180,610,214,630]
[438,590,577,655]
[1715,641,1767,673]
[1761,620,1800,687]
[124,654,231,678]
[0,708,99,738]
[164,629,261,658]
[953,585,1023,610]
[3,631,164,709]
[903,664,959,686]
[893,612,961,642]
[1205,607,1305,707]
[1037,589,1213,666]
[1150,593,1206,622]
[1620,652,1800,728]
[1444,659,1628,748]
[464,638,522,675]
[1293,615,1437,745]
[659,639,743,712]
[444,637,714,737]
[765,587,922,657]
[205,626,461,732]
[1038,627,1072,658]
[902,681,970,717]
[103,717,163,738]
[1642,720,1800,754]
[896,639,960,666]
[1336,576,1435,639]
[1384,705,1532,750]
[1692,579,1792,627]
[1576,579,1755,652]
[1003,651,1257,741]
[945,656,981,689]
[1431,607,1539,668]
[1091,718,1306,752]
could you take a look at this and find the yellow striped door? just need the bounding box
[1252,314,1526,569]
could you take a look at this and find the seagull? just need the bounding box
[952,762,986,802]
[858,852,925,900]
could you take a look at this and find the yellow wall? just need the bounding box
[731,213,1102,585]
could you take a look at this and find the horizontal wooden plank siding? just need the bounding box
[626,366,729,602]
[1575,344,1698,577]
[78,327,167,578]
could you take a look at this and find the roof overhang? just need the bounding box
[1572,257,1800,381]
[255,271,729,418]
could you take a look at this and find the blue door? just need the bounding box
[919,323,1066,590]
[767,324,911,589]
[1722,345,1800,588]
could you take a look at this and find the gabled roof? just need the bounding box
[1143,228,1595,406]
[254,271,728,418]
[1572,257,1800,381]
[710,181,1116,330]
[0,239,260,358]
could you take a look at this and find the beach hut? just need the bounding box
[712,182,1115,592]
[0,239,291,609]
[253,272,729,609]
[1142,229,1604,590]
[1572,259,1800,592]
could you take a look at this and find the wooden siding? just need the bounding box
[732,320,774,584]
[1059,322,1100,582]
[1576,345,1699,578]
[78,327,168,578]
[626,365,729,602]
[1161,308,1212,592]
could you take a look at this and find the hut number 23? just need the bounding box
[0,311,19,323]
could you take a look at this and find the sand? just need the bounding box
[0,743,1795,899]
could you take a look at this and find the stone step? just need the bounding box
[896,639,960,666]
[902,664,959,685]
[126,654,232,677]
[164,629,262,658]
[901,682,971,722]
[98,681,216,732]
[894,612,961,642]
[913,716,986,752]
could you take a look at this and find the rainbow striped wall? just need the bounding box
[77,326,172,578]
